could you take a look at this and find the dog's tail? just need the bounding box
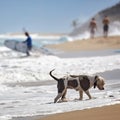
[49,69,59,81]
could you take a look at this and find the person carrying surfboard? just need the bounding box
[23,32,32,56]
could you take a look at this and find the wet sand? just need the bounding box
[12,104,120,120]
[47,36,120,58]
[47,36,120,52]
[37,104,120,120]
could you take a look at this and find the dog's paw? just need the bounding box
[58,98,68,103]
[57,100,63,103]
[57,99,68,103]
[92,97,97,99]
[61,98,68,102]
[74,98,82,101]
[85,97,96,101]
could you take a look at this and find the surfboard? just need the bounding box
[4,40,28,53]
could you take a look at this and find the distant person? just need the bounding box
[89,18,97,38]
[102,16,110,37]
[23,32,32,56]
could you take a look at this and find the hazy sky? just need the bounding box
[0,0,119,34]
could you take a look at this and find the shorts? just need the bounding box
[90,28,95,34]
[103,24,109,32]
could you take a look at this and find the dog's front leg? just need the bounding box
[85,90,92,99]
[54,93,62,103]
[61,89,68,102]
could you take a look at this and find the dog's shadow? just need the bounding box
[45,97,97,104]
[46,102,54,104]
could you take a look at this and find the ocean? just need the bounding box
[0,34,120,120]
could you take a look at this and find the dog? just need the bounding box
[49,69,105,103]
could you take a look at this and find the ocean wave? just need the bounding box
[0,47,120,84]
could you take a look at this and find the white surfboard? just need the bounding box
[4,40,28,53]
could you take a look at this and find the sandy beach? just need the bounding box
[46,36,120,58]
[37,104,120,120]
[35,36,120,120]
[47,36,120,52]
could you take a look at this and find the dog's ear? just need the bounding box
[94,81,97,88]
[95,75,99,80]
[94,76,98,88]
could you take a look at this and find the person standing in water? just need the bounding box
[102,16,110,38]
[23,32,32,56]
[89,18,97,38]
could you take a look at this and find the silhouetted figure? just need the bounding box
[89,18,97,38]
[23,32,32,56]
[102,16,110,38]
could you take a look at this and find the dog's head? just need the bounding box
[94,76,105,90]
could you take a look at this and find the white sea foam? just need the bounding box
[0,33,61,40]
[70,31,90,40]
[0,47,120,84]
[110,21,120,36]
[0,83,120,120]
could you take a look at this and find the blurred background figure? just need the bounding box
[102,16,110,38]
[89,18,97,38]
[23,32,32,56]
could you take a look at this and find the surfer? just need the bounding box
[102,16,110,38]
[89,18,97,38]
[23,32,32,56]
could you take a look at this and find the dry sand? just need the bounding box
[37,104,120,120]
[47,36,120,51]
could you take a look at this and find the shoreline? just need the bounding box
[54,49,120,58]
[11,104,120,120]
[46,36,120,58]
[38,104,120,120]
[47,36,120,52]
